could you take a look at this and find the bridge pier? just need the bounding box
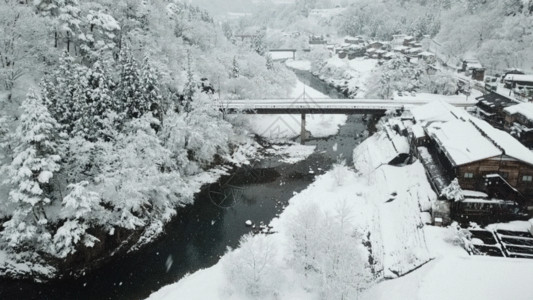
[300,113,306,145]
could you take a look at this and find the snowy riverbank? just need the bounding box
[146,124,438,300]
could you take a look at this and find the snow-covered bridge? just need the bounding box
[217,98,476,144]
[217,98,475,114]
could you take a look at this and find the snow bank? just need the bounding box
[285,59,312,71]
[362,223,533,300]
[266,144,316,164]
[368,163,435,278]
[353,127,409,175]
[418,256,533,300]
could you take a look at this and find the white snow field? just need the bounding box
[361,226,533,300]
[285,59,312,71]
[244,79,347,141]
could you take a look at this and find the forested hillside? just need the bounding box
[0,0,294,280]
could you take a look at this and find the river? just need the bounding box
[0,70,373,300]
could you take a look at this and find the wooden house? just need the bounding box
[338,50,347,59]
[309,35,327,45]
[472,68,485,81]
[418,51,436,64]
[412,101,533,204]
[344,36,364,45]
[503,74,533,89]
[503,102,533,148]
[367,41,384,50]
[475,92,516,129]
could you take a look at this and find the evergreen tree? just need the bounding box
[117,44,142,119]
[266,54,274,71]
[57,0,82,52]
[251,29,267,56]
[139,56,163,120]
[76,61,117,141]
[52,181,103,258]
[42,52,88,135]
[231,56,240,78]
[2,91,61,251]
[183,50,196,107]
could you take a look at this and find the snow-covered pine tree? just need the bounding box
[139,56,163,121]
[2,91,61,251]
[117,44,142,119]
[76,61,118,141]
[183,50,197,108]
[42,52,88,135]
[78,10,121,62]
[266,54,274,70]
[230,56,240,78]
[57,0,82,53]
[52,181,103,258]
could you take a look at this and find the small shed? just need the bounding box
[472,68,485,81]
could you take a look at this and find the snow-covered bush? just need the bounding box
[224,234,280,298]
[441,178,464,202]
[286,200,372,299]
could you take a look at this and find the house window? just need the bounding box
[464,172,474,179]
[523,175,533,182]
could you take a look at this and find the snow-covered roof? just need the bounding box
[505,74,533,83]
[428,119,502,166]
[465,61,483,69]
[411,101,459,125]
[504,102,533,121]
[415,101,533,167]
[418,51,435,57]
[469,117,533,166]
[411,124,426,139]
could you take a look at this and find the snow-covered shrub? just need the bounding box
[286,200,372,299]
[331,160,350,188]
[441,178,464,202]
[224,234,280,298]
[445,222,475,253]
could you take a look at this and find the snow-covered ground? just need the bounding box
[266,143,316,164]
[285,59,312,71]
[244,79,347,140]
[362,225,533,300]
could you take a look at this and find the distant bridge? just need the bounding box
[268,48,310,60]
[216,97,476,144]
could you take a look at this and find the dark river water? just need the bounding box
[0,70,371,300]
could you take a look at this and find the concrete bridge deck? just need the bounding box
[216,98,476,144]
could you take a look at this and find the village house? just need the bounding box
[309,35,327,45]
[462,59,485,81]
[344,35,365,45]
[503,74,533,89]
[411,101,533,205]
[366,41,384,50]
[503,74,533,101]
[475,92,517,129]
[418,51,436,64]
[503,102,533,148]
